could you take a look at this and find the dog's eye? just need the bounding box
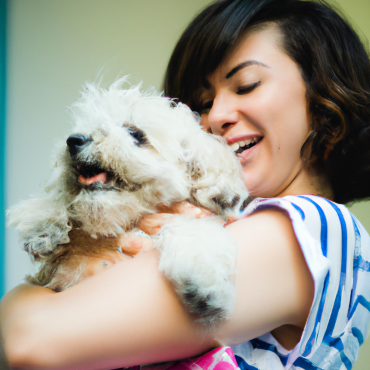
[127,127,147,146]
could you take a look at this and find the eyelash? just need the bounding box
[237,81,261,94]
[200,81,261,113]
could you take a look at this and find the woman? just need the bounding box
[1,0,370,369]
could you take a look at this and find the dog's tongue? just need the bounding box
[78,172,107,185]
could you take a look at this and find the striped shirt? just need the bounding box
[232,195,370,370]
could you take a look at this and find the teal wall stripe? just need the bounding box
[0,0,6,298]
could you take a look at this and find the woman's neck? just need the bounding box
[275,165,334,200]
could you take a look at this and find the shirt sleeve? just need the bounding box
[240,196,331,366]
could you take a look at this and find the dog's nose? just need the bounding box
[66,134,89,158]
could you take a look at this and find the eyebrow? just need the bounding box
[226,60,269,79]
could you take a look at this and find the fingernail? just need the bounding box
[194,208,201,215]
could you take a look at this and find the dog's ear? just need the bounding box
[7,196,71,261]
[184,130,249,216]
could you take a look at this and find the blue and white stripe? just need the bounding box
[232,195,370,370]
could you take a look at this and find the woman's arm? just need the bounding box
[217,209,314,347]
[0,209,314,370]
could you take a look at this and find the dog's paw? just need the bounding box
[7,197,71,260]
[153,216,237,325]
[191,185,249,218]
[20,223,71,260]
[178,279,233,325]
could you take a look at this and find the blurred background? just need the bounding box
[1,0,370,368]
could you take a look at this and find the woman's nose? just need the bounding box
[208,95,239,135]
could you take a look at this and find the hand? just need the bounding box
[157,202,214,218]
[82,250,130,279]
[79,232,154,281]
[140,202,215,235]
[117,230,153,254]
[161,202,238,225]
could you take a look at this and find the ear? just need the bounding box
[185,130,249,216]
[7,196,71,261]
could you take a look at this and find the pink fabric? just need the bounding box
[130,347,240,370]
[173,346,239,370]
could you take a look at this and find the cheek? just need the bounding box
[241,113,309,197]
[259,84,310,159]
[278,109,310,163]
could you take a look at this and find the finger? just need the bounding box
[172,202,202,216]
[170,202,214,219]
[224,213,238,226]
[117,234,153,255]
[195,207,214,219]
[139,213,174,235]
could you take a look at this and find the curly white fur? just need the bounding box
[8,78,249,324]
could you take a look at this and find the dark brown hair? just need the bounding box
[164,0,370,204]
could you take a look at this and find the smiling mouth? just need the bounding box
[229,137,263,154]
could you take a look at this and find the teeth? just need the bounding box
[229,137,260,151]
[230,142,239,151]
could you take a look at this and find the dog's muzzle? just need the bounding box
[66,133,142,192]
[66,134,91,158]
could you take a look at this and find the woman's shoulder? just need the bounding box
[232,195,370,370]
[241,195,366,254]
[242,194,350,224]
[239,195,335,274]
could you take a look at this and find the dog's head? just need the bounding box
[59,81,197,206]
[49,79,248,233]
[9,79,249,259]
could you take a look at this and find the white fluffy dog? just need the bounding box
[8,79,249,324]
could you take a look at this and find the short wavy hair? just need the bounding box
[164,0,370,204]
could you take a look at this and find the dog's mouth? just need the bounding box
[76,163,108,185]
[72,161,142,192]
[72,161,118,191]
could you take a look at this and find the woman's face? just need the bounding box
[199,27,311,198]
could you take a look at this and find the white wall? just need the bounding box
[6,0,211,291]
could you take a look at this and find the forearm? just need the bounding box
[0,210,314,369]
[0,251,215,370]
[0,284,57,369]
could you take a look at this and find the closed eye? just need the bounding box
[237,81,261,94]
